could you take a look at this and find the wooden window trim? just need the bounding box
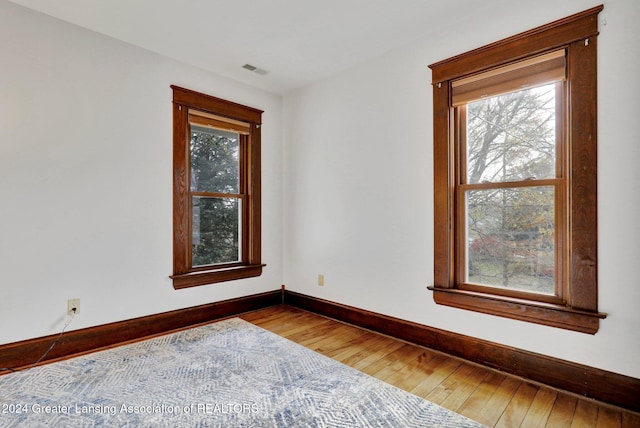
[170,85,264,288]
[427,6,606,333]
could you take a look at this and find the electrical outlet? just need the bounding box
[318,274,324,286]
[67,298,80,315]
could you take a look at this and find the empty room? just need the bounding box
[1,0,638,426]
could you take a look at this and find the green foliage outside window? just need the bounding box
[190,126,240,266]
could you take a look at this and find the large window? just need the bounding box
[171,86,264,288]
[428,6,605,333]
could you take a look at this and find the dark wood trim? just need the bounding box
[283,290,640,412]
[429,5,603,84]
[428,287,604,334]
[432,80,453,289]
[428,6,603,333]
[567,35,599,312]
[0,290,280,373]
[171,85,263,288]
[249,122,262,264]
[171,264,266,289]
[172,100,190,275]
[171,85,263,124]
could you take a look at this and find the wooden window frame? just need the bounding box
[170,85,264,289]
[427,6,606,333]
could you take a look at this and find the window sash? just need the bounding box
[191,196,242,267]
[455,179,565,304]
[453,64,567,299]
[187,129,249,269]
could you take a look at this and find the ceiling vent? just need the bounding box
[242,64,269,75]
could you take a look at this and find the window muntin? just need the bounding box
[171,85,263,288]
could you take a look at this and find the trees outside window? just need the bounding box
[190,125,241,266]
[462,83,558,296]
[428,6,605,333]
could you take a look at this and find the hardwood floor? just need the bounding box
[240,305,640,428]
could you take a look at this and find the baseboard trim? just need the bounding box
[283,290,640,412]
[0,290,281,373]
[4,288,638,412]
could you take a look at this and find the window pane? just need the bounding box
[466,83,556,184]
[466,186,555,294]
[190,125,239,193]
[192,196,240,266]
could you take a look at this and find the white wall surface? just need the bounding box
[3,0,639,382]
[0,0,283,344]
[283,0,640,378]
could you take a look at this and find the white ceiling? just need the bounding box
[10,0,499,94]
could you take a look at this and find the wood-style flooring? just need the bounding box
[240,305,640,428]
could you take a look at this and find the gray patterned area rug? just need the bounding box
[0,318,485,427]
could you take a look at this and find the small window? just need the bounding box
[428,6,605,333]
[171,86,264,288]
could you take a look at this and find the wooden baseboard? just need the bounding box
[0,290,281,373]
[283,290,640,413]
[4,288,638,412]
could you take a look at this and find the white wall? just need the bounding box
[0,0,283,344]
[3,0,638,382]
[283,0,640,379]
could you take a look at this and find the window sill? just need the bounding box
[171,264,265,289]
[427,286,606,334]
